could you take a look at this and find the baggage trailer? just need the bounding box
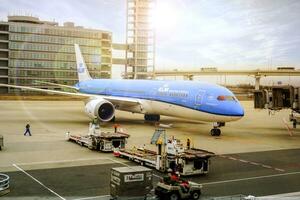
[110,166,152,200]
[114,129,215,176]
[66,125,129,152]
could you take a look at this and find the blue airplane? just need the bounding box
[0,44,244,136]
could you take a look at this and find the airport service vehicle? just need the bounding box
[110,166,152,200]
[155,181,202,200]
[66,125,129,152]
[0,44,244,136]
[254,86,300,129]
[114,129,215,176]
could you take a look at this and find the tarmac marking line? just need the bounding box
[72,195,111,200]
[262,165,272,169]
[106,158,130,167]
[201,171,300,186]
[12,163,66,200]
[250,162,259,166]
[275,168,285,172]
[15,157,113,166]
[218,155,285,172]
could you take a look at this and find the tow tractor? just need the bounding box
[114,128,215,176]
[66,123,129,152]
[155,180,202,200]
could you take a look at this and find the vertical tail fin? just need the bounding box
[74,44,92,82]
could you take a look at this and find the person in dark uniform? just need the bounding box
[187,138,191,149]
[113,124,120,133]
[24,123,31,136]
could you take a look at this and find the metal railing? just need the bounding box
[0,173,9,194]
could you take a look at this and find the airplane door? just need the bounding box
[195,90,205,106]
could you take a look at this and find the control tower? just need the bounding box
[125,0,156,79]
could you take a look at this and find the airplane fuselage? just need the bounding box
[77,79,244,122]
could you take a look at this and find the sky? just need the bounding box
[1,0,300,84]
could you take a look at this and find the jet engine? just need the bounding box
[84,98,115,122]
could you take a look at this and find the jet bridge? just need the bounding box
[254,86,300,128]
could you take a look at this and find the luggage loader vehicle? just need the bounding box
[66,123,129,152]
[114,128,215,176]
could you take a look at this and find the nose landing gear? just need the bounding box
[210,128,221,136]
[210,122,225,136]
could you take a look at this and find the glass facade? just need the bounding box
[6,17,112,93]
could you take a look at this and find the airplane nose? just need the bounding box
[222,102,244,117]
[233,104,244,117]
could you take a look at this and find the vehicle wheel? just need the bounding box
[169,192,180,200]
[191,190,201,200]
[210,128,221,136]
[144,114,160,121]
[216,128,221,136]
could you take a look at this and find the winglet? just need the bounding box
[74,44,92,82]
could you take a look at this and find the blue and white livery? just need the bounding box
[0,44,244,136]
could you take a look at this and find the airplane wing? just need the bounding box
[0,83,90,97]
[0,83,141,107]
[33,80,79,90]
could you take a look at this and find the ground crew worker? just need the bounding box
[187,138,191,149]
[170,171,180,182]
[180,180,190,193]
[24,123,31,136]
[163,168,173,184]
[166,170,180,185]
[113,124,119,133]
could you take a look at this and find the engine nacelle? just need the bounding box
[84,98,115,122]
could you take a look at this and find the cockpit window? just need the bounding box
[217,95,236,101]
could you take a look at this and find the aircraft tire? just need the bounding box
[216,129,221,136]
[210,128,221,136]
[144,114,160,121]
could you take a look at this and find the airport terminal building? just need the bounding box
[0,15,112,93]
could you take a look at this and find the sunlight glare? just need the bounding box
[150,2,180,32]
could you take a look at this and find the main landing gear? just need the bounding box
[210,122,225,136]
[144,114,160,122]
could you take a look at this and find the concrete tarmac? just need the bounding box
[0,100,300,199]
